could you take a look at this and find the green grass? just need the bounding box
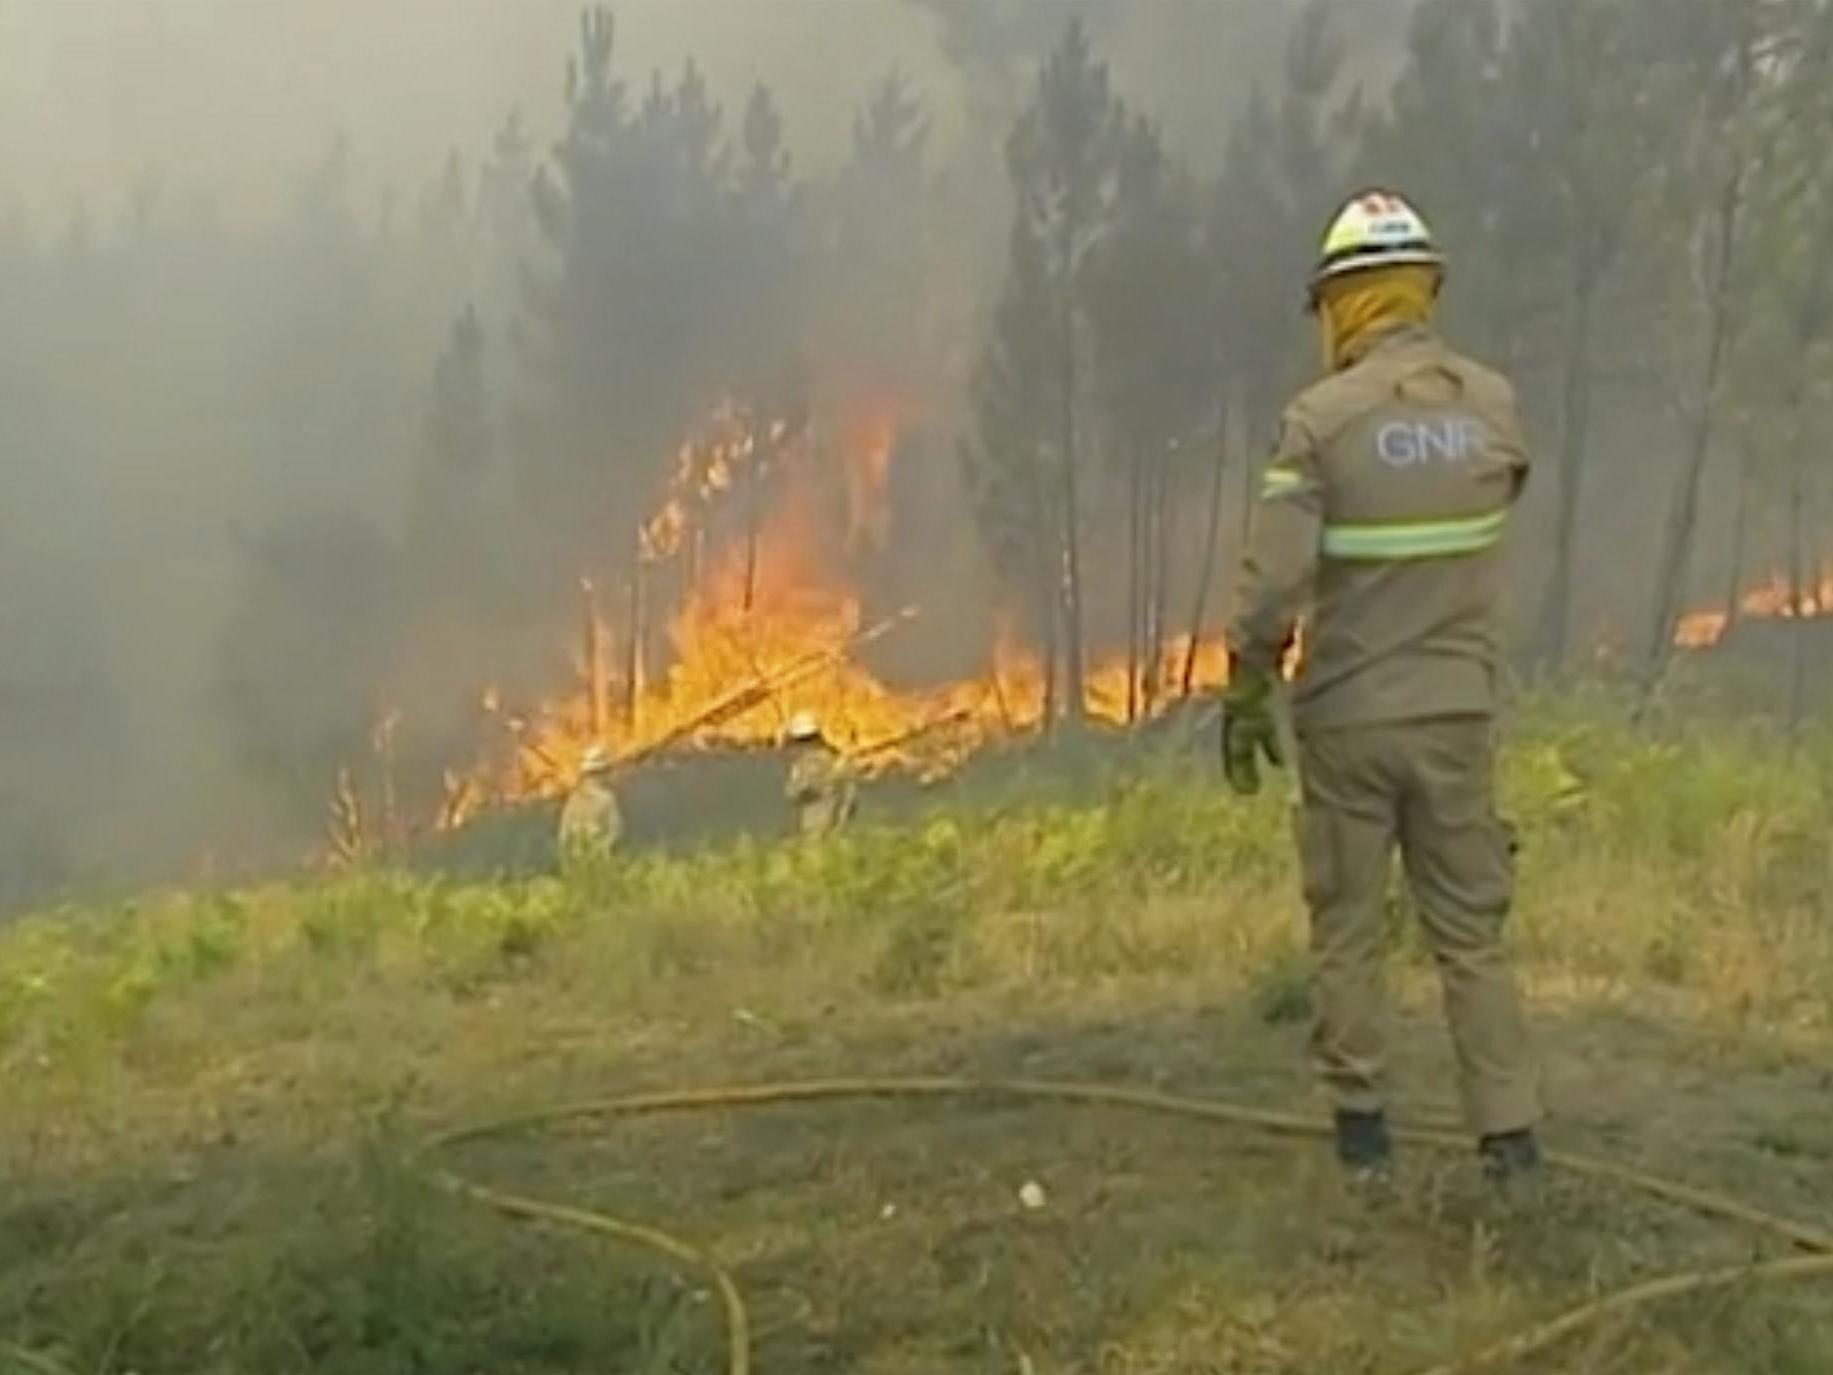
[3,693,1832,1372]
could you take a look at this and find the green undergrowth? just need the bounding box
[3,692,1832,1373]
[4,694,1829,1078]
[0,1109,711,1375]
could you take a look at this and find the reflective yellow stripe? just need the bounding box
[1260,467,1306,500]
[1322,508,1507,560]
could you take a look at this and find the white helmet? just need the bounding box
[579,744,613,775]
[1309,189,1444,307]
[786,711,821,743]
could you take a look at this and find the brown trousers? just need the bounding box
[1296,717,1540,1135]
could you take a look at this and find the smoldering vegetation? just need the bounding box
[2,0,1829,911]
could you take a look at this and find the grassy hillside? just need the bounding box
[3,692,1832,1373]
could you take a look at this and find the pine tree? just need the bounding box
[1360,0,1542,371]
[216,510,402,826]
[1084,115,1218,715]
[479,109,534,266]
[1002,18,1127,720]
[426,306,491,481]
[404,304,500,616]
[519,10,744,570]
[1709,2,1833,722]
[905,0,1115,133]
[826,70,932,399]
[1505,1,1663,666]
[962,217,1062,719]
[1640,0,1808,687]
[1210,0,1365,448]
[417,150,470,249]
[730,83,805,417]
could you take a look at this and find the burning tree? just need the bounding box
[964,20,1127,727]
[411,12,1246,836]
[517,8,783,577]
[1083,113,1220,720]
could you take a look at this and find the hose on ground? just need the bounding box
[423,1076,1833,1375]
[1,1342,77,1375]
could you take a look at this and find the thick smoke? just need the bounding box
[1,0,1793,910]
[0,1,1348,908]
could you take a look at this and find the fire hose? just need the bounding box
[422,1077,1833,1375]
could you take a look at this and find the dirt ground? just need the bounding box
[426,978,1833,1374]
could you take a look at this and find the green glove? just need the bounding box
[1221,660,1283,796]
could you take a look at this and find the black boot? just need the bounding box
[1334,1109,1393,1175]
[1478,1128,1542,1194]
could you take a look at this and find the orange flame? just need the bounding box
[419,397,1236,828]
[839,400,897,552]
[1674,563,1833,650]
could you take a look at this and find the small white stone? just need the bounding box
[880,1202,898,1220]
[1018,1180,1047,1211]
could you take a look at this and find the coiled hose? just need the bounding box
[424,1076,1833,1375]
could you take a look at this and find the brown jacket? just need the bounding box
[786,745,857,836]
[1228,325,1530,730]
[557,778,623,858]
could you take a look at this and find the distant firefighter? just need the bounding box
[557,744,623,863]
[783,711,857,837]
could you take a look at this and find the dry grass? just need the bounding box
[2,696,1832,1373]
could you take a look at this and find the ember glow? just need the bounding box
[838,400,897,554]
[1673,565,1833,650]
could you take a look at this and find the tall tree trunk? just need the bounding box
[1786,423,1810,736]
[582,577,608,741]
[1237,394,1261,551]
[1058,313,1087,722]
[742,457,761,614]
[625,530,646,732]
[1148,445,1174,712]
[1038,568,1059,729]
[1722,435,1752,633]
[1125,447,1142,723]
[1538,261,1597,669]
[1643,163,1747,692]
[373,712,400,856]
[685,525,704,606]
[1184,402,1231,698]
[1026,442,1059,730]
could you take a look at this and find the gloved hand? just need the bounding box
[1221,659,1283,796]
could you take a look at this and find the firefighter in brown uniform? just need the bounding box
[784,711,857,837]
[1224,190,1542,1184]
[557,744,623,866]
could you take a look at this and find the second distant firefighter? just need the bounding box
[783,711,857,837]
[557,743,623,862]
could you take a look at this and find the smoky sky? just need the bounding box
[0,0,956,222]
[0,1,1362,226]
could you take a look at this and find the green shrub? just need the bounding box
[3,695,1832,1067]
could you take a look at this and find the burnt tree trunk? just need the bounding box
[624,530,647,731]
[1026,439,1060,730]
[1183,404,1230,698]
[1058,312,1087,722]
[1147,445,1174,712]
[1125,446,1143,723]
[1538,258,1598,670]
[742,457,761,614]
[1722,435,1753,634]
[1643,161,1748,692]
[685,525,704,605]
[1038,563,1060,728]
[582,577,608,741]
[1786,423,1811,735]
